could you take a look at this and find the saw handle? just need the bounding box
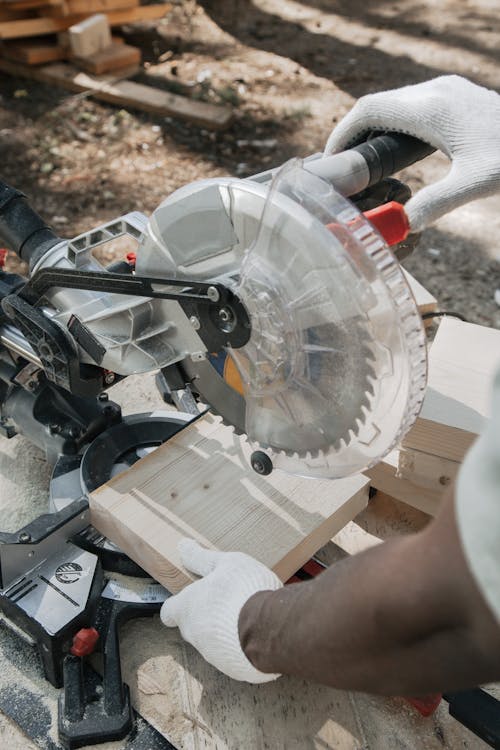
[352,133,435,188]
[0,180,60,266]
[307,133,435,198]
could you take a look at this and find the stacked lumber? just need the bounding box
[0,1,170,67]
[0,1,171,46]
[0,1,235,129]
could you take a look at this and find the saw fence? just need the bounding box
[0,0,234,130]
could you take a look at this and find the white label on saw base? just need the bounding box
[102,578,169,603]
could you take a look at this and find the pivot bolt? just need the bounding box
[18,532,31,543]
[98,392,109,402]
[251,451,273,476]
[218,306,236,332]
[219,307,233,323]
[207,285,220,302]
[104,372,115,385]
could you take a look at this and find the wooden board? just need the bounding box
[46,0,139,17]
[0,59,234,129]
[0,3,171,38]
[89,414,369,593]
[402,317,500,461]
[2,37,67,63]
[73,41,140,74]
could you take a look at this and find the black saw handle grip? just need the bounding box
[306,133,435,198]
[0,181,60,266]
[353,133,436,188]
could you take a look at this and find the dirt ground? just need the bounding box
[0,1,499,749]
[0,0,499,327]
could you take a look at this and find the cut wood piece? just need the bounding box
[2,38,67,64]
[68,13,111,58]
[0,3,171,39]
[403,318,500,461]
[73,40,140,75]
[364,451,444,516]
[0,59,234,129]
[398,447,460,493]
[89,415,369,593]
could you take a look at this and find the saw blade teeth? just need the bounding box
[361,345,377,364]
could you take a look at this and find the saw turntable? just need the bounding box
[1,133,479,748]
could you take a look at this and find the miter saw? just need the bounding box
[2,131,484,749]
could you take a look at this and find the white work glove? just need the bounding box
[324,75,500,232]
[160,539,283,683]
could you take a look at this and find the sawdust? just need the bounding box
[0,435,52,532]
[0,711,38,750]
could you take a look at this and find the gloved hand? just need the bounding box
[160,538,283,682]
[325,76,500,232]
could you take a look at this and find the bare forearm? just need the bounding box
[239,496,500,694]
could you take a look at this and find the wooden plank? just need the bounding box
[73,41,140,74]
[403,318,500,461]
[0,59,234,129]
[89,414,369,593]
[0,3,171,38]
[2,38,67,63]
[46,0,138,16]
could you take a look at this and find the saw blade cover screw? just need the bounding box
[98,392,109,402]
[104,371,115,385]
[251,451,273,476]
[207,285,220,302]
[19,532,31,542]
[189,316,201,330]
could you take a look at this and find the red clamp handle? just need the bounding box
[363,201,410,246]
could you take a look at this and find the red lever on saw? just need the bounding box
[363,201,410,246]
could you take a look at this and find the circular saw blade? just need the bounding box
[139,159,427,478]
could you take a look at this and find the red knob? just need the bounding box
[70,627,99,657]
